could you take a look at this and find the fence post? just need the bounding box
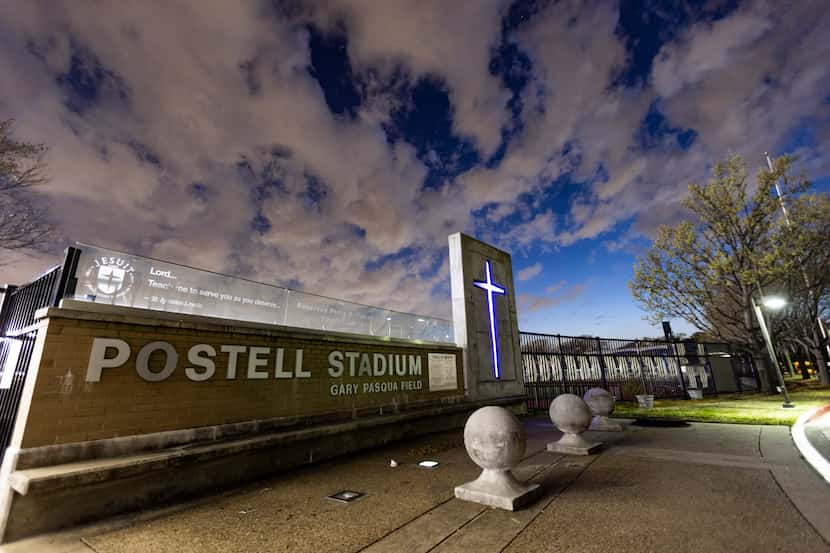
[702,343,717,395]
[663,327,687,399]
[51,247,82,307]
[557,335,568,394]
[634,341,649,395]
[0,285,18,336]
[595,337,608,389]
[728,344,742,392]
[748,353,761,391]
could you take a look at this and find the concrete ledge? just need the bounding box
[13,395,474,470]
[2,396,526,543]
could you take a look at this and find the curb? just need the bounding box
[791,404,830,485]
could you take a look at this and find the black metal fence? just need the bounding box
[520,331,760,411]
[0,248,80,456]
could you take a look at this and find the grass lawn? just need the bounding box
[612,380,830,426]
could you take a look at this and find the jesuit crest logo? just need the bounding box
[83,256,136,298]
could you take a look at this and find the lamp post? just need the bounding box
[751,295,794,408]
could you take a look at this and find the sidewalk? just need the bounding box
[4,416,830,553]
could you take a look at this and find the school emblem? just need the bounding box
[83,256,136,298]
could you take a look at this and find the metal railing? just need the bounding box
[520,332,759,410]
[70,243,453,342]
[0,248,79,455]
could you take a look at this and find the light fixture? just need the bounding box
[473,259,506,379]
[327,490,364,503]
[762,296,787,310]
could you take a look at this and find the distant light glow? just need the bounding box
[473,259,506,379]
[762,296,787,310]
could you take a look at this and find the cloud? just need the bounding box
[516,262,542,281]
[297,0,513,158]
[652,3,773,99]
[0,1,446,316]
[518,282,587,315]
[517,293,554,314]
[545,280,566,295]
[0,0,828,325]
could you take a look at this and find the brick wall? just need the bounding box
[19,308,464,448]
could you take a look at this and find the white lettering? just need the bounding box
[274,348,292,378]
[136,341,177,382]
[362,381,400,393]
[373,353,386,376]
[247,346,270,379]
[86,338,130,382]
[358,353,372,376]
[328,350,344,377]
[345,351,359,376]
[330,383,360,396]
[295,349,309,378]
[408,355,422,376]
[185,344,216,381]
[220,345,246,379]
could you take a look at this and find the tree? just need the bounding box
[0,119,51,251]
[766,191,830,383]
[629,155,830,388]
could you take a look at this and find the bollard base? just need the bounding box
[547,432,603,455]
[454,469,542,511]
[589,416,623,432]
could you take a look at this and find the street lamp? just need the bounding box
[751,295,794,408]
[762,296,787,310]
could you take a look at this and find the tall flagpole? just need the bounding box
[765,153,830,368]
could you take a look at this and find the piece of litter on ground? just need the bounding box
[238,509,257,514]
[389,459,398,467]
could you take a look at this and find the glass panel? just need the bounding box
[70,243,453,342]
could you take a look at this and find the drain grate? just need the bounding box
[327,490,365,503]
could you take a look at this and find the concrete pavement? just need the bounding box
[3,416,829,553]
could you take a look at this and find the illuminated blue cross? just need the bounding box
[473,259,506,379]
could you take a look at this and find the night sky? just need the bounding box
[1,0,829,338]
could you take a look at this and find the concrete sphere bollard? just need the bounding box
[549,393,592,434]
[454,406,541,510]
[463,405,526,470]
[583,387,622,432]
[547,394,603,455]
